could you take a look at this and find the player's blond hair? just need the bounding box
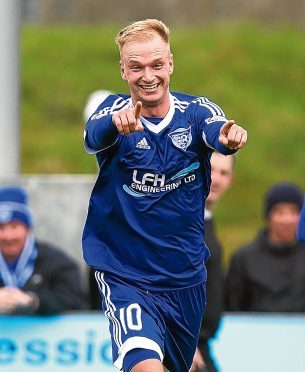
[115,19,170,51]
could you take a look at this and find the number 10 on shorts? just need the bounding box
[119,303,143,334]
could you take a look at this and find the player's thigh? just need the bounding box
[162,281,206,371]
[95,271,165,370]
[131,358,163,372]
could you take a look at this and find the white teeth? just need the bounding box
[140,84,158,91]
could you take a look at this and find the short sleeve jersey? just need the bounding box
[82,92,234,290]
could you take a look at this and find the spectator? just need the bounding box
[192,152,235,372]
[225,182,305,312]
[0,186,84,315]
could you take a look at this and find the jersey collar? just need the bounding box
[138,94,175,134]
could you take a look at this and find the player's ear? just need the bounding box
[120,61,127,80]
[169,53,174,75]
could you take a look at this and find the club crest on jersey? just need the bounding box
[168,126,192,151]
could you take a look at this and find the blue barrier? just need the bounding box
[0,313,115,371]
[1,313,305,371]
[211,313,305,372]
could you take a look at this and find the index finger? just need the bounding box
[134,101,142,119]
[223,120,235,130]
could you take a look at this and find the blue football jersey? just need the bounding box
[82,92,234,290]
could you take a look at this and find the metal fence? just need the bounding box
[22,0,305,27]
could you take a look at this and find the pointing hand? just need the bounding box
[219,120,247,150]
[112,101,143,135]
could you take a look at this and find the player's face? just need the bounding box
[268,203,299,244]
[0,221,28,262]
[120,34,174,115]
[207,153,234,204]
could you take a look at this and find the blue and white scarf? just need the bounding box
[0,233,38,288]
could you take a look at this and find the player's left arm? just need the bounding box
[219,120,247,150]
[195,98,247,153]
[297,197,305,243]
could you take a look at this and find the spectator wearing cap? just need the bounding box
[225,182,305,312]
[0,186,84,315]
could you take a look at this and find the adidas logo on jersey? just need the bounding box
[136,137,151,150]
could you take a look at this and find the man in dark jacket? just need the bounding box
[225,182,305,312]
[192,152,235,372]
[0,186,84,315]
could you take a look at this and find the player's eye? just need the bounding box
[154,63,163,69]
[131,65,141,71]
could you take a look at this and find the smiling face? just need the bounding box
[120,34,174,117]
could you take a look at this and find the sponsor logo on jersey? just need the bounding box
[123,162,200,197]
[205,115,227,124]
[136,137,151,150]
[168,126,192,151]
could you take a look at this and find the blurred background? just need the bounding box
[1,1,305,371]
[13,0,304,268]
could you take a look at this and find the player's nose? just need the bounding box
[142,67,155,82]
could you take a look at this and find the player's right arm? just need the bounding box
[84,96,143,153]
[112,101,143,135]
[84,94,121,153]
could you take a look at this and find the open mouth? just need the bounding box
[138,83,160,92]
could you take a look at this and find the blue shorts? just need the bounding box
[95,270,206,371]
